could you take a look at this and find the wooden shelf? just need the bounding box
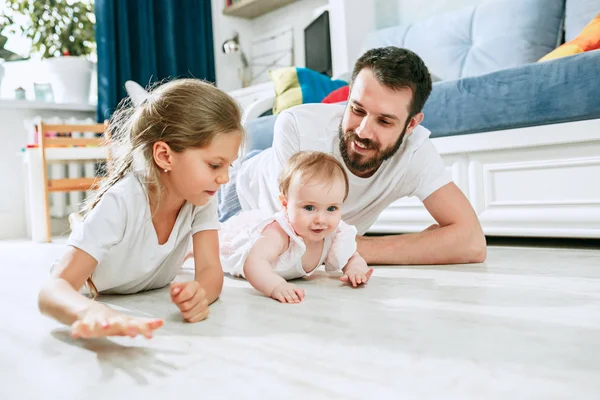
[223,0,296,19]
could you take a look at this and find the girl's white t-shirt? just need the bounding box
[67,172,220,294]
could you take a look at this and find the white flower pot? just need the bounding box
[43,56,93,104]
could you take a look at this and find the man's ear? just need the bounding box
[404,112,424,136]
[153,141,173,171]
[278,193,288,209]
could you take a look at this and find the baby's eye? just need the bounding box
[209,163,220,170]
[327,206,338,212]
[303,205,315,212]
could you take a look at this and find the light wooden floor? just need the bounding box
[1,238,599,399]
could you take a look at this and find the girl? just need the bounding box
[38,79,244,339]
[219,151,374,303]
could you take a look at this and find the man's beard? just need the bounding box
[338,120,409,175]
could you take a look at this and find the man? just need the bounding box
[219,47,486,265]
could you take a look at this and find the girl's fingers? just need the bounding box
[72,314,164,339]
[146,319,164,330]
[182,299,209,322]
[185,306,210,323]
[130,319,152,338]
[71,320,85,338]
[108,316,128,336]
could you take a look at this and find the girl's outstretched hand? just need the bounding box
[170,281,209,322]
[71,303,164,339]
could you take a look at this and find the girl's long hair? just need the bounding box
[80,78,243,296]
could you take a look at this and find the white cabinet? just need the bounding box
[370,119,600,238]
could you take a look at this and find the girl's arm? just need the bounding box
[190,229,224,304]
[170,229,224,322]
[38,247,164,338]
[243,222,290,297]
[38,246,99,325]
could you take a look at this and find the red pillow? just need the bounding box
[321,85,349,104]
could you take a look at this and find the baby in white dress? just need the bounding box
[219,151,374,303]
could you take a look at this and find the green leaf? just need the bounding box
[3,0,96,58]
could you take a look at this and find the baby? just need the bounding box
[219,151,373,303]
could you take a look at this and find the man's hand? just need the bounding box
[170,281,209,322]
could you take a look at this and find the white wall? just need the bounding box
[211,0,253,91]
[328,0,376,77]
[211,0,487,91]
[251,0,328,77]
[374,0,487,29]
[212,0,328,91]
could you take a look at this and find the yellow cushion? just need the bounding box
[269,67,301,115]
[269,67,348,115]
[540,13,600,61]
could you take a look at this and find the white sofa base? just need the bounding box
[370,118,600,238]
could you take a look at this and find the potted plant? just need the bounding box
[3,0,96,103]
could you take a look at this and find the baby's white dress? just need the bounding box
[219,210,358,280]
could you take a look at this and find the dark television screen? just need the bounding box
[304,11,332,77]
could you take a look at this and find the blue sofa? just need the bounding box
[241,0,600,239]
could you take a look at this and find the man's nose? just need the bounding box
[355,116,374,139]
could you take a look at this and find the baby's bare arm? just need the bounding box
[243,222,290,297]
[342,252,369,273]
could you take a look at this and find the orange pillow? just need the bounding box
[540,13,600,61]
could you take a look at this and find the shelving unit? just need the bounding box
[223,0,296,19]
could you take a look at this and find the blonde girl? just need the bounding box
[38,79,243,339]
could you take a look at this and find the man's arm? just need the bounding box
[356,182,486,265]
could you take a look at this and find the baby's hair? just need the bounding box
[278,151,349,201]
[80,78,244,296]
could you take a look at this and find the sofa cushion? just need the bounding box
[322,85,349,104]
[362,0,565,80]
[540,13,600,61]
[423,50,600,138]
[565,0,600,41]
[269,67,347,115]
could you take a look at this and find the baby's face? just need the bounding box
[283,174,346,243]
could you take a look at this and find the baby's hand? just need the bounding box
[340,266,374,287]
[170,281,209,322]
[270,282,305,303]
[72,302,164,339]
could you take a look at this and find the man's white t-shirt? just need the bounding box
[236,103,451,235]
[67,172,220,294]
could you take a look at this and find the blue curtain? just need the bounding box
[95,0,215,120]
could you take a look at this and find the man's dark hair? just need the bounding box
[351,47,432,117]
